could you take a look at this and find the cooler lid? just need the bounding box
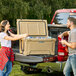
[17,19,48,36]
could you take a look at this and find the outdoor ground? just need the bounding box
[9,62,64,76]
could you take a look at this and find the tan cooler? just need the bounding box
[17,19,56,55]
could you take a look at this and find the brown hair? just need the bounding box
[68,17,76,25]
[0,20,10,36]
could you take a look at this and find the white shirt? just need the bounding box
[0,32,11,47]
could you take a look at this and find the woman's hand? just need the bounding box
[22,34,28,38]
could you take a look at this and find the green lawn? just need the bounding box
[9,61,65,76]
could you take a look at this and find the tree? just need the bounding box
[0,0,29,27]
[0,0,76,26]
[27,0,51,23]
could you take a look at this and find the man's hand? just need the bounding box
[58,34,63,38]
[58,31,70,38]
[60,40,67,45]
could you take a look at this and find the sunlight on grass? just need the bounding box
[10,64,25,76]
[9,64,52,76]
[9,61,65,76]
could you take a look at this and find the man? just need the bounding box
[59,17,76,76]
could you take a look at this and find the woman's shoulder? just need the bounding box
[0,32,7,37]
[0,32,6,35]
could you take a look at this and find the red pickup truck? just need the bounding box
[14,9,76,73]
[48,9,76,61]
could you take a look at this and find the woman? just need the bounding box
[0,20,28,76]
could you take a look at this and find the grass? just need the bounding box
[9,61,65,76]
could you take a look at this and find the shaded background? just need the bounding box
[0,0,76,27]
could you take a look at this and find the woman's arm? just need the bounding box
[9,31,22,37]
[4,34,28,41]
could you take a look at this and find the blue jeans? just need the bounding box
[63,54,76,76]
[0,61,12,76]
[0,70,3,76]
[3,61,12,76]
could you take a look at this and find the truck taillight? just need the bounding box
[70,10,76,13]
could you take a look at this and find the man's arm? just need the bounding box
[61,40,76,49]
[58,31,70,38]
[61,30,76,49]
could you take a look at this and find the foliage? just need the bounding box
[0,0,29,26]
[0,0,76,26]
[27,0,51,23]
[10,61,65,76]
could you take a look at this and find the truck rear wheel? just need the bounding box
[21,65,42,74]
[46,66,53,73]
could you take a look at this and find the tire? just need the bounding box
[46,66,53,73]
[20,65,42,74]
